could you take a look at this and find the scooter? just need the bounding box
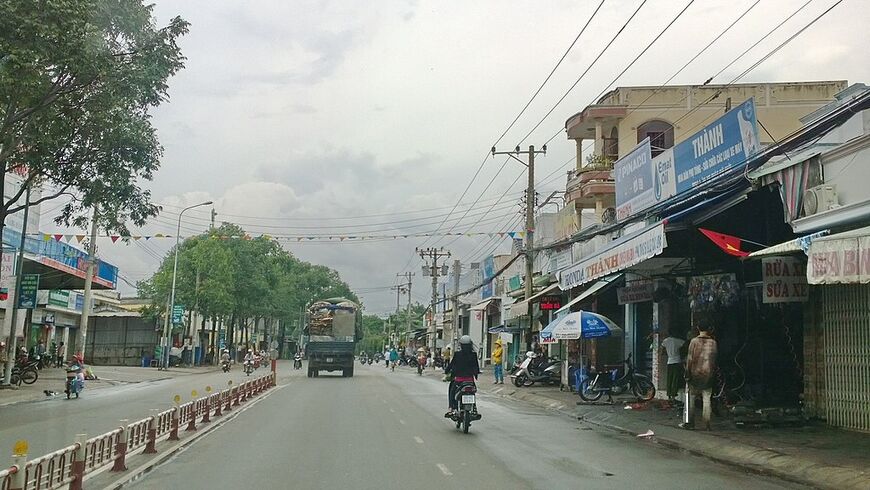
[221,360,231,373]
[65,365,84,399]
[417,356,426,376]
[253,356,261,370]
[449,381,482,433]
[359,356,368,365]
[244,360,254,376]
[367,357,373,365]
[293,355,303,370]
[578,354,656,403]
[12,360,39,385]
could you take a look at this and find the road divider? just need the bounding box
[0,371,276,490]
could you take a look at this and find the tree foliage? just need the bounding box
[0,0,188,232]
[138,223,359,336]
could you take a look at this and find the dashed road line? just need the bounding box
[413,436,424,444]
[398,419,406,425]
[436,463,453,476]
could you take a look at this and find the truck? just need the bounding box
[302,298,363,377]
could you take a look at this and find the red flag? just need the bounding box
[698,228,749,257]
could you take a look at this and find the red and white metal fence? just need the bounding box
[0,371,276,490]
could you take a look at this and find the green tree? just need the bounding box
[0,0,189,234]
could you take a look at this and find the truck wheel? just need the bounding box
[348,366,354,377]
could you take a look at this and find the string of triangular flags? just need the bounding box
[29,231,527,243]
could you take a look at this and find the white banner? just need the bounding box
[559,222,666,291]
[762,257,808,303]
[807,235,870,284]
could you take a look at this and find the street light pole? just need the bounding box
[161,201,212,370]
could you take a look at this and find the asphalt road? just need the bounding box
[129,362,801,490]
[0,366,263,457]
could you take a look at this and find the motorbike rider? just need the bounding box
[243,349,254,368]
[220,349,231,368]
[444,335,480,418]
[388,347,399,369]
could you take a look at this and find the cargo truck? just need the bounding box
[302,298,363,377]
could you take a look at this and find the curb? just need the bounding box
[90,381,284,489]
[483,384,870,490]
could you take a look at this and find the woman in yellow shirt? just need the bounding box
[492,339,504,384]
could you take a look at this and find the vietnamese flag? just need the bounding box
[698,228,750,257]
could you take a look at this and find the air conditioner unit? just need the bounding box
[803,184,839,216]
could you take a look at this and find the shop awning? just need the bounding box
[554,274,622,315]
[806,226,870,284]
[747,230,829,258]
[470,298,496,311]
[508,283,560,320]
[487,325,505,334]
[558,221,665,291]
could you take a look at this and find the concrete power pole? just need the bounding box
[396,272,414,342]
[451,259,461,348]
[2,184,31,386]
[76,206,99,360]
[416,247,450,353]
[492,145,546,343]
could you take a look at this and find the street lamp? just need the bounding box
[161,201,213,369]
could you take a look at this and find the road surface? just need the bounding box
[128,362,801,490]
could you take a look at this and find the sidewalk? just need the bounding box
[415,364,870,490]
[0,365,219,406]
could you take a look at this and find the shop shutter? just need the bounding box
[822,285,870,431]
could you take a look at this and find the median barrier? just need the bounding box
[0,372,274,489]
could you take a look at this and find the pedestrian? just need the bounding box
[49,341,57,367]
[660,329,686,402]
[682,322,718,431]
[56,342,65,368]
[442,346,451,367]
[491,338,504,384]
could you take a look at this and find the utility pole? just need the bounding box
[75,206,99,360]
[451,259,461,348]
[210,208,217,230]
[492,145,546,344]
[396,272,414,339]
[2,183,31,386]
[389,283,405,345]
[416,247,450,354]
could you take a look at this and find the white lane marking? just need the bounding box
[414,436,424,444]
[436,464,453,476]
[399,419,406,425]
[389,408,395,413]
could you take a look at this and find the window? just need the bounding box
[637,120,674,158]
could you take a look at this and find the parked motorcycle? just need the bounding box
[449,381,482,433]
[578,354,655,403]
[511,352,560,387]
[65,365,84,399]
[13,359,39,385]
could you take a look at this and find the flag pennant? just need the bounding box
[53,234,63,241]
[507,232,516,239]
[63,235,74,243]
[110,236,120,243]
[698,228,750,257]
[75,235,86,243]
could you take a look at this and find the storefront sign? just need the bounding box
[559,222,666,291]
[807,235,870,284]
[172,305,185,325]
[0,253,15,306]
[17,274,40,309]
[615,138,653,221]
[762,257,808,303]
[617,281,654,304]
[481,256,495,299]
[538,296,562,310]
[614,99,760,221]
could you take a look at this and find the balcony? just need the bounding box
[566,168,615,209]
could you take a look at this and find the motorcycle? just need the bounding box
[449,381,482,433]
[253,356,262,370]
[374,353,384,364]
[359,356,368,365]
[406,356,418,368]
[293,355,303,370]
[367,357,373,365]
[12,359,39,386]
[578,354,655,403]
[416,356,426,375]
[221,360,231,373]
[510,352,560,387]
[244,360,254,376]
[65,365,84,399]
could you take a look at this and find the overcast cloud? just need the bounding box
[38,0,870,315]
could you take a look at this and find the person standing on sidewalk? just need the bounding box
[683,323,718,430]
[491,338,504,384]
[660,330,685,402]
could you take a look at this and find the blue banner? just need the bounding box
[673,98,760,193]
[481,256,495,299]
[614,138,653,220]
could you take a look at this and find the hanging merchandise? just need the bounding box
[687,273,740,311]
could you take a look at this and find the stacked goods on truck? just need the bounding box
[303,298,362,377]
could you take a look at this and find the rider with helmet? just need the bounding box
[444,335,480,418]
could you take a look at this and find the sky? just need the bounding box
[36,0,870,315]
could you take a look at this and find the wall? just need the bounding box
[87,316,159,366]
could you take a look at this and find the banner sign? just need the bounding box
[0,253,15,306]
[762,257,808,303]
[614,98,760,221]
[615,138,653,221]
[17,274,39,309]
[481,256,495,299]
[807,235,870,284]
[617,281,655,305]
[172,305,185,325]
[559,222,666,291]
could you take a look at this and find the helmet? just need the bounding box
[459,335,472,345]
